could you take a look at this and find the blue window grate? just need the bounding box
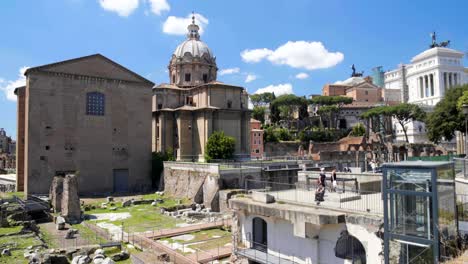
[86,92,105,116]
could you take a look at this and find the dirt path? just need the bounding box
[39,222,102,249]
[187,246,232,263]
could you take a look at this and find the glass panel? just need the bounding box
[387,169,432,192]
[391,192,432,239]
[437,166,457,243]
[394,243,433,264]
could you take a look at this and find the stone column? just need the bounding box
[430,74,434,96]
[449,73,452,88]
[420,76,424,98]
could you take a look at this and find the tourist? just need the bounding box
[319,168,326,188]
[315,185,325,205]
[331,169,337,192]
[371,160,376,173]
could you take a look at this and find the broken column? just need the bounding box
[61,174,81,223]
[49,176,64,213]
[49,174,81,224]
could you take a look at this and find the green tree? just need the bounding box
[270,94,309,121]
[362,103,425,143]
[311,96,353,128]
[361,105,392,135]
[390,103,426,143]
[316,105,338,128]
[310,96,353,106]
[252,106,266,123]
[263,126,279,143]
[250,92,275,107]
[457,90,468,110]
[427,85,468,143]
[350,123,366,137]
[205,131,236,162]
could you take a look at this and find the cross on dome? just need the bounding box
[187,12,200,40]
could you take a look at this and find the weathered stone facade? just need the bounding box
[0,128,15,171]
[49,174,81,223]
[16,54,154,195]
[153,18,251,161]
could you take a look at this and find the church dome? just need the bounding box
[168,14,218,87]
[172,16,214,59]
[174,39,213,59]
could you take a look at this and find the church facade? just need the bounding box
[15,54,154,195]
[152,17,251,161]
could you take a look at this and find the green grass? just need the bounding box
[40,226,58,249]
[0,234,43,264]
[0,192,24,199]
[71,223,108,244]
[108,204,181,232]
[103,245,139,264]
[82,195,191,233]
[0,225,22,236]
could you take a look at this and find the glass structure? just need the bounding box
[383,161,457,264]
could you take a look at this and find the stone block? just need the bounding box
[252,191,275,204]
[122,200,132,207]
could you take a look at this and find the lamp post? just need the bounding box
[463,104,468,157]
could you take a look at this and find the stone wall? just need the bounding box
[163,162,220,206]
[15,87,25,192]
[264,142,304,157]
[23,56,153,195]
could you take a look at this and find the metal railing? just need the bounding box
[454,158,468,179]
[235,233,298,263]
[245,179,383,215]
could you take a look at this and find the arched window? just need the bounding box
[335,230,366,264]
[86,92,105,116]
[252,217,268,252]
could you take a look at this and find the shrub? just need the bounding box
[205,131,236,162]
[350,123,366,137]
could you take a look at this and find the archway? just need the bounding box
[335,230,366,264]
[252,217,268,251]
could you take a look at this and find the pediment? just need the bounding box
[354,82,379,89]
[26,54,153,84]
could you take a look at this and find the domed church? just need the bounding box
[152,16,251,161]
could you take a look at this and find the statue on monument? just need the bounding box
[430,32,450,48]
[350,64,364,77]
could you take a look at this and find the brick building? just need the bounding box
[250,119,264,159]
[15,54,154,195]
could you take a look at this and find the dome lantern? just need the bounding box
[169,13,218,88]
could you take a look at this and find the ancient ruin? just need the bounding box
[49,174,81,223]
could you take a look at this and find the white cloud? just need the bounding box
[295,72,309,79]
[254,83,293,96]
[245,74,257,83]
[0,66,29,102]
[241,48,273,63]
[219,67,240,76]
[99,0,139,17]
[163,13,208,35]
[147,0,169,15]
[241,41,344,70]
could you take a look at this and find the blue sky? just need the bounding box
[1,0,467,139]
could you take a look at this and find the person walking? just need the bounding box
[316,168,327,204]
[319,168,326,188]
[331,169,337,192]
